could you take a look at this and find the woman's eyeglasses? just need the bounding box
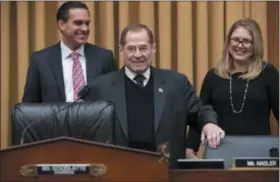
[230,37,253,48]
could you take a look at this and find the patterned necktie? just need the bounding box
[134,74,146,87]
[71,52,85,101]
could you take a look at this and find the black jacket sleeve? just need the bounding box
[183,72,217,131]
[186,70,214,151]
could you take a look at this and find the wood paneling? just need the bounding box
[267,1,279,135]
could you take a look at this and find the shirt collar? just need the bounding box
[124,67,151,81]
[60,40,85,59]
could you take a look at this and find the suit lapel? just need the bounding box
[153,68,168,133]
[48,43,65,101]
[110,69,128,139]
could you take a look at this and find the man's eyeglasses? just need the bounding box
[230,37,253,48]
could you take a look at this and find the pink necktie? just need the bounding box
[71,52,85,101]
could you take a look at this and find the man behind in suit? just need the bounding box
[85,24,225,168]
[22,1,117,103]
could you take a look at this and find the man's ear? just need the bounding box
[152,42,156,54]
[57,20,66,31]
[119,45,124,56]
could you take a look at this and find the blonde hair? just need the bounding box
[215,18,264,80]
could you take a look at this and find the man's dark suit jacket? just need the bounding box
[85,67,217,168]
[22,42,117,103]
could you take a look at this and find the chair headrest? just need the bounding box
[11,101,115,145]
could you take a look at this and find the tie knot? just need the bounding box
[134,74,146,87]
[134,74,145,82]
[71,52,80,60]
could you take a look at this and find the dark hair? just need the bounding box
[56,1,89,22]
[120,24,155,46]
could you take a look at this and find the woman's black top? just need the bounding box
[186,62,279,151]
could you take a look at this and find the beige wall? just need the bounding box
[0,1,278,149]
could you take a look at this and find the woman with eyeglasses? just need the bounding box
[185,18,279,159]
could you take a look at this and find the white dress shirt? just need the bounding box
[60,41,87,102]
[124,67,150,87]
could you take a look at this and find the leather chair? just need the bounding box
[203,135,279,168]
[11,101,115,145]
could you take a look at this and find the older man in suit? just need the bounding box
[22,1,117,103]
[85,24,225,168]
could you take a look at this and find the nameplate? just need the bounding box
[234,157,279,168]
[37,164,90,175]
[177,159,224,169]
[20,163,107,177]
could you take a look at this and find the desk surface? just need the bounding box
[169,169,279,182]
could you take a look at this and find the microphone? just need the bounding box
[76,85,90,102]
[19,85,90,145]
[269,148,279,157]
